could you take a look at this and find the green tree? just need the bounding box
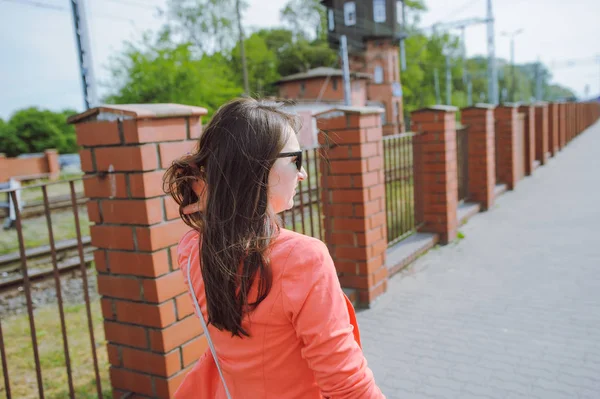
[104,31,242,116]
[165,0,248,54]
[256,29,338,77]
[0,108,78,157]
[231,33,280,96]
[280,0,327,41]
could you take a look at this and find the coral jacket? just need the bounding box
[175,228,385,399]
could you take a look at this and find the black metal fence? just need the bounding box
[456,125,470,202]
[383,133,418,246]
[0,175,106,398]
[281,147,325,241]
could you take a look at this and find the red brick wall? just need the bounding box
[316,108,388,306]
[0,149,60,182]
[73,107,207,398]
[411,107,458,244]
[462,106,496,210]
[278,77,368,106]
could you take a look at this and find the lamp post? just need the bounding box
[501,29,524,103]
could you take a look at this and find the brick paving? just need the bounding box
[358,121,600,399]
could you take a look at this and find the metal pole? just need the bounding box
[69,0,97,109]
[487,0,498,104]
[510,37,516,102]
[340,35,352,106]
[467,75,473,106]
[461,26,467,85]
[434,68,441,104]
[400,0,407,71]
[446,54,452,105]
[236,0,250,95]
[535,60,543,101]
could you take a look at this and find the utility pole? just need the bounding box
[236,0,249,95]
[400,0,407,71]
[460,26,467,85]
[500,29,523,103]
[434,68,441,104]
[445,53,452,105]
[535,60,543,101]
[340,35,352,106]
[486,0,498,104]
[69,0,97,109]
[467,75,473,106]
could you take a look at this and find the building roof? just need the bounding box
[276,67,372,85]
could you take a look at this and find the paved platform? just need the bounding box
[358,121,600,399]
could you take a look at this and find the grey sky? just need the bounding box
[0,0,598,119]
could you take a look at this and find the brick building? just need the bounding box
[277,0,406,136]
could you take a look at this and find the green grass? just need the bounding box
[0,300,111,399]
[0,207,90,255]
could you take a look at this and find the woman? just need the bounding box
[164,98,385,398]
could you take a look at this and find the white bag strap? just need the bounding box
[187,256,233,399]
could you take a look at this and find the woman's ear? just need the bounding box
[182,179,207,214]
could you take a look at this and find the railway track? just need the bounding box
[0,194,87,220]
[0,237,94,291]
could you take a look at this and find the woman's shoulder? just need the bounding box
[177,229,200,269]
[274,229,332,278]
[274,229,329,259]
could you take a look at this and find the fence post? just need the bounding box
[461,104,496,210]
[548,103,559,157]
[495,104,519,190]
[411,105,458,244]
[534,102,549,165]
[315,106,388,307]
[518,105,536,175]
[69,104,208,398]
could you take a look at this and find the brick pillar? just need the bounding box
[518,105,536,175]
[411,106,458,244]
[316,107,388,307]
[534,102,549,165]
[558,103,567,150]
[569,103,577,141]
[461,104,496,210]
[70,104,208,399]
[495,104,519,190]
[44,149,60,180]
[548,103,559,156]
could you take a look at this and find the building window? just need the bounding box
[300,82,305,96]
[344,2,356,26]
[374,0,386,23]
[328,9,335,31]
[374,66,384,84]
[380,106,387,125]
[396,0,403,24]
[332,78,338,90]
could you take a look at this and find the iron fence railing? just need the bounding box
[383,132,418,246]
[456,125,470,202]
[0,175,105,399]
[281,147,325,241]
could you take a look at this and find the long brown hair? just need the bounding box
[164,98,300,337]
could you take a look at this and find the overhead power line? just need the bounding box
[1,0,64,11]
[1,0,151,21]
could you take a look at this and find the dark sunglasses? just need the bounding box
[277,151,303,171]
